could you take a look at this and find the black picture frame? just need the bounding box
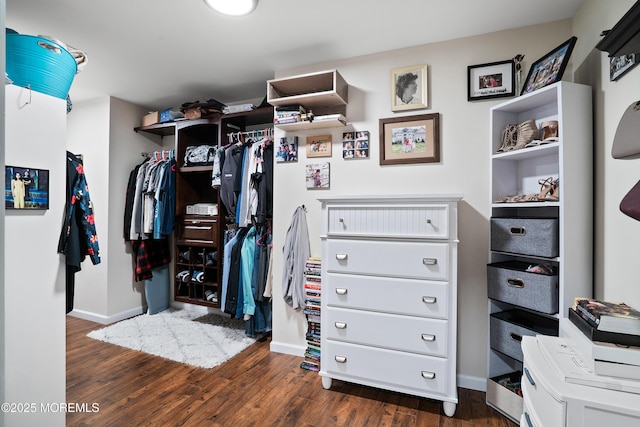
[521,36,577,95]
[467,60,515,101]
[610,53,638,81]
[5,165,50,210]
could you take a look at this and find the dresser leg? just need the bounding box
[443,401,456,417]
[321,376,333,390]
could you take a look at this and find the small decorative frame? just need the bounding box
[379,114,440,165]
[306,134,332,158]
[276,136,298,162]
[467,60,515,101]
[391,64,428,112]
[305,162,330,189]
[343,131,370,159]
[610,53,637,81]
[521,36,577,95]
[5,165,50,210]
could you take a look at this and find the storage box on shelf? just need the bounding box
[486,81,593,423]
[267,69,348,130]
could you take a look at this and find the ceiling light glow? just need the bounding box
[203,0,258,16]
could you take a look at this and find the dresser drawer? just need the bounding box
[327,204,449,239]
[326,239,449,281]
[322,340,449,396]
[522,364,565,426]
[326,272,449,319]
[179,217,218,243]
[325,307,448,357]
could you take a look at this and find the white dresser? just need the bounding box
[521,329,640,427]
[317,194,462,417]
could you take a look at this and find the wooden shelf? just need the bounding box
[267,69,348,109]
[275,117,347,131]
[596,1,640,56]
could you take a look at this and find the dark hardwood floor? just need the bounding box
[67,315,518,427]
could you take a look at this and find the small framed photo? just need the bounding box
[379,114,440,165]
[5,165,50,210]
[521,36,577,95]
[467,60,515,101]
[343,131,370,159]
[391,64,428,112]
[306,134,332,158]
[276,136,298,162]
[305,162,330,189]
[610,53,638,81]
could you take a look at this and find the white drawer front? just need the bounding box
[522,365,565,426]
[325,307,448,357]
[327,204,449,239]
[323,340,449,396]
[326,272,449,318]
[326,239,449,281]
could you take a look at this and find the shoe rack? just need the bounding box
[486,81,593,422]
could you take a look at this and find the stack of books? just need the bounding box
[301,257,322,372]
[569,297,640,380]
[274,105,306,125]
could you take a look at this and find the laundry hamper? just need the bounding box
[6,33,77,99]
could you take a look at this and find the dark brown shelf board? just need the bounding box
[179,165,213,173]
[134,117,220,136]
[596,1,640,56]
[174,296,220,308]
[222,106,274,126]
[176,238,216,247]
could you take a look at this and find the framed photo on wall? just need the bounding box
[521,36,577,95]
[379,113,440,165]
[467,60,515,101]
[5,165,49,210]
[391,64,428,112]
[306,134,332,157]
[305,162,330,189]
[610,53,637,81]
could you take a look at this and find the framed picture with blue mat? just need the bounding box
[5,165,49,210]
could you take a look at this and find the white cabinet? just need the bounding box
[486,82,593,422]
[318,194,462,417]
[521,335,640,427]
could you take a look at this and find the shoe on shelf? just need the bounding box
[498,124,518,152]
[548,178,559,201]
[513,119,538,150]
[541,120,559,142]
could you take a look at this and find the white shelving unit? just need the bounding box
[486,82,593,423]
[267,69,348,131]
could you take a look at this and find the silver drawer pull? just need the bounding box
[510,332,523,342]
[190,220,201,225]
[510,226,526,236]
[422,258,438,265]
[185,226,212,230]
[336,254,348,261]
[421,333,436,342]
[524,367,536,386]
[421,371,436,380]
[507,278,525,288]
[524,412,534,427]
[422,296,437,304]
[334,322,347,329]
[426,219,432,224]
[335,356,347,363]
[339,218,344,223]
[335,288,348,295]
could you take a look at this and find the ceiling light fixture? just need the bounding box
[203,0,258,16]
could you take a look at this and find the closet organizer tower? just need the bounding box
[135,107,274,308]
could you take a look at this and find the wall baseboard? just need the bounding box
[68,306,144,325]
[270,340,306,357]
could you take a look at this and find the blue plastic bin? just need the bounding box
[6,34,77,99]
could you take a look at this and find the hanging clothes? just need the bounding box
[58,151,101,313]
[281,206,310,310]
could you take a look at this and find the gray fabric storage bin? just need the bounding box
[487,261,559,314]
[490,309,558,362]
[491,217,559,258]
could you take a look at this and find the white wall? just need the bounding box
[4,85,67,427]
[268,20,573,387]
[572,0,640,309]
[1,0,7,412]
[66,96,167,323]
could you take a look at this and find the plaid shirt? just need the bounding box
[132,239,171,281]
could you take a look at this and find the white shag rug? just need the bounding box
[87,308,256,369]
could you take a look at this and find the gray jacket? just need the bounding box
[281,206,310,309]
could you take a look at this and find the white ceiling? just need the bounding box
[6,0,585,111]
